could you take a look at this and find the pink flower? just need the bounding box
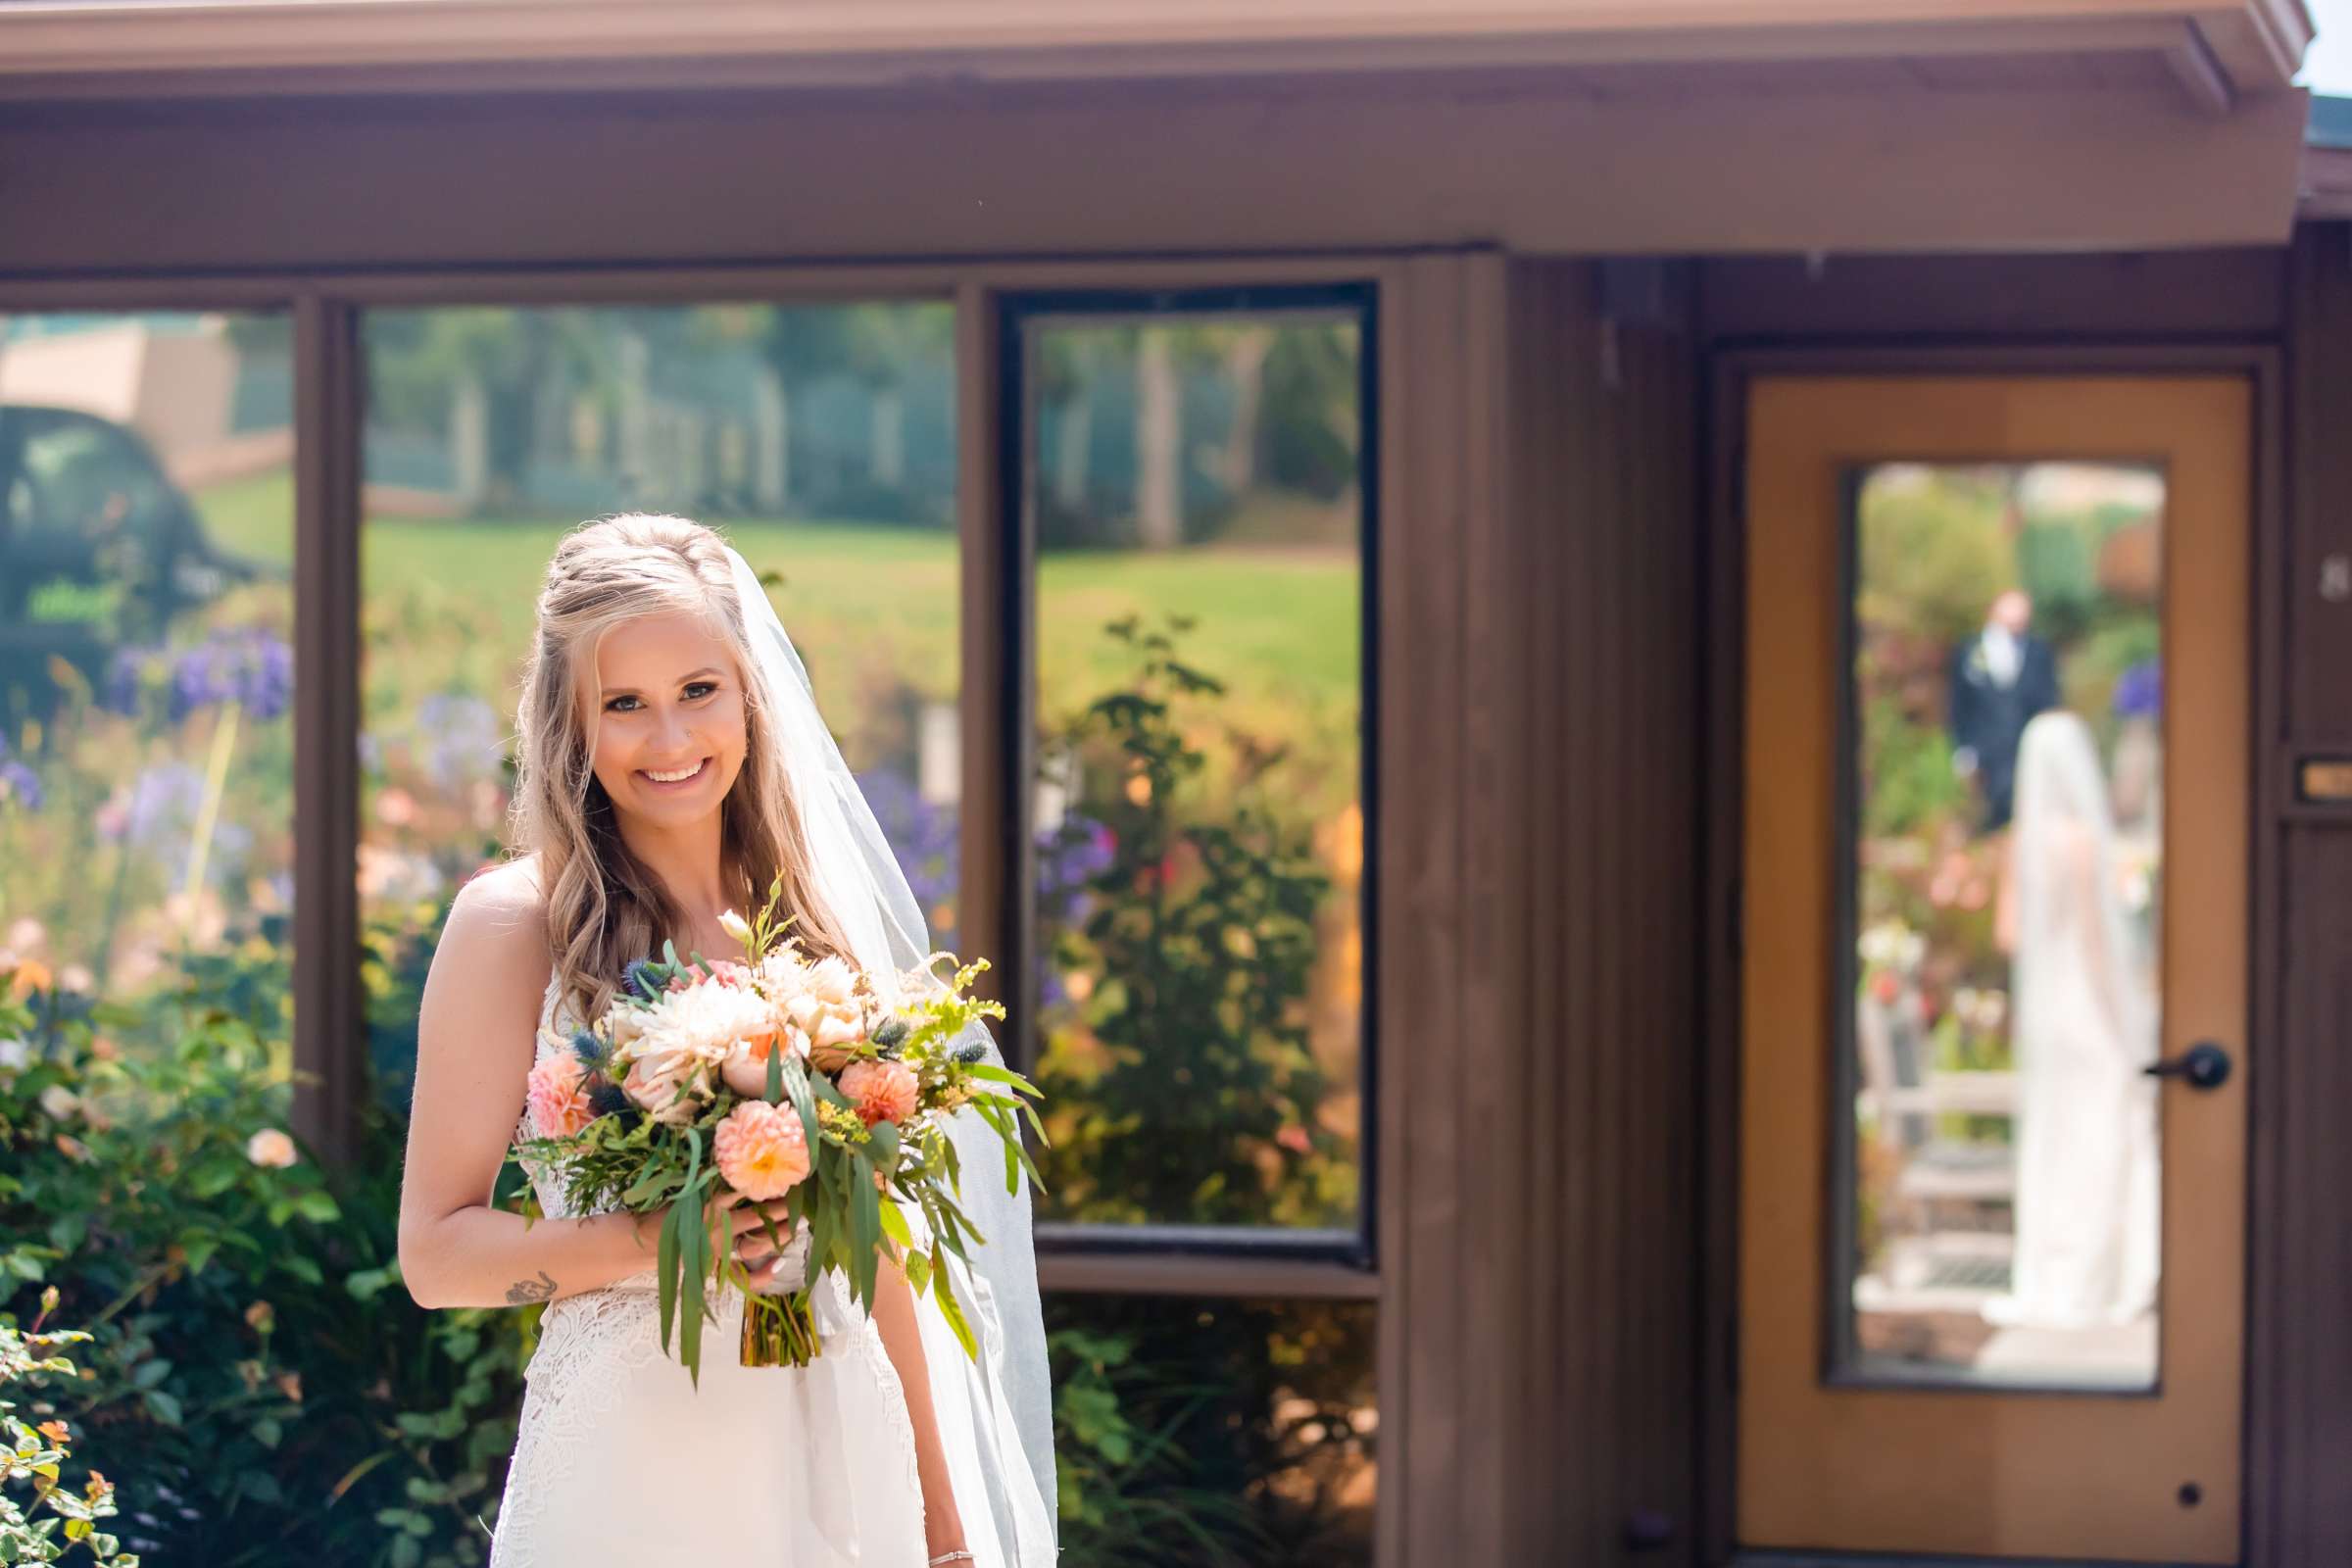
[718,1003,796,1099]
[245,1128,297,1168]
[713,1100,810,1200]
[839,1059,918,1127]
[526,1054,596,1139]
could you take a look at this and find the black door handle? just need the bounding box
[2144,1042,2231,1091]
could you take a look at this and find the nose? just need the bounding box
[652,706,696,758]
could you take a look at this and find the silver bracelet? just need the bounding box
[928,1554,975,1566]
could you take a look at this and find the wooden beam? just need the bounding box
[2166,22,2235,114]
[0,79,2311,272]
[0,0,2312,97]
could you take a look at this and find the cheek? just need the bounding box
[716,697,751,762]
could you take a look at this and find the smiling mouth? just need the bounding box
[640,760,708,785]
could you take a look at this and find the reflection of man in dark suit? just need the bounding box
[1948,589,2060,832]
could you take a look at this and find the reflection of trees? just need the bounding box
[364,304,954,523]
[1035,319,1358,552]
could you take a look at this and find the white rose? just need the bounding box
[38,1084,78,1121]
[804,956,857,1007]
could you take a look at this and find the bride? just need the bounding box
[1984,709,2161,1334]
[396,514,1057,1567]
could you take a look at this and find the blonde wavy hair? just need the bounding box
[509,514,853,1028]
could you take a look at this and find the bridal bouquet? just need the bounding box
[513,877,1044,1385]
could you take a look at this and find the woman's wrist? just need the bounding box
[922,1497,965,1555]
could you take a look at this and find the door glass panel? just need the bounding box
[1841,461,2164,1391]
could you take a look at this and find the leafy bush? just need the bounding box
[0,973,530,1567]
[1033,616,1374,1563]
[3,1292,136,1565]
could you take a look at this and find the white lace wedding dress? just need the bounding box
[488,973,1018,1568]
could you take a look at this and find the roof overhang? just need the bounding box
[0,0,2316,109]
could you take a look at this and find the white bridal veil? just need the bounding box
[722,545,1058,1566]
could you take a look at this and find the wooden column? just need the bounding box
[1376,253,1701,1566]
[2250,220,2352,1568]
[290,294,365,1165]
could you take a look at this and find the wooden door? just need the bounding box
[1739,375,2249,1561]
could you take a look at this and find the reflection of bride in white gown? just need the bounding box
[1984,710,2160,1332]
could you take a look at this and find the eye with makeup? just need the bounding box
[604,678,721,713]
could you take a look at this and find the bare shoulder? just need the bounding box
[430,855,553,1004]
[449,855,547,933]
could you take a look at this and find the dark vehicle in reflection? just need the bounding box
[0,404,268,729]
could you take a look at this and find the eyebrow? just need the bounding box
[600,667,725,696]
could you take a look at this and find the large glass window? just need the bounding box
[1842,461,2165,1390]
[357,301,958,1100]
[1010,289,1373,1246]
[1049,1295,1374,1567]
[0,312,296,1033]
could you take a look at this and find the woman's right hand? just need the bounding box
[628,1191,796,1279]
[717,1192,804,1291]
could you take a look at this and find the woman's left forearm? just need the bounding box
[873,1256,965,1556]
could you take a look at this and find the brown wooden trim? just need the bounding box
[2250,221,2352,1568]
[953,283,1007,1033]
[1037,1252,1380,1300]
[0,255,1397,310]
[1695,249,2290,345]
[1701,341,2282,1568]
[1370,256,1413,1568]
[289,295,364,1166]
[0,81,2308,274]
[0,1,2305,96]
[2165,21,2235,115]
[2300,148,2352,220]
[1698,342,1748,1568]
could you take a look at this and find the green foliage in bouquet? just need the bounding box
[513,879,1044,1386]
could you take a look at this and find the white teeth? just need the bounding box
[645,761,703,783]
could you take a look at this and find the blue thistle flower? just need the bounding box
[954,1040,989,1065]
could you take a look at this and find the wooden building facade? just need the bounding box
[4,2,2346,1562]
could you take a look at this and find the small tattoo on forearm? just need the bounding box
[506,1271,558,1304]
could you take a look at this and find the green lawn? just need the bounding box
[192,473,1362,739]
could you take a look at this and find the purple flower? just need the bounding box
[1036,814,1116,925]
[856,767,959,913]
[169,629,294,724]
[102,645,160,717]
[2113,660,2161,720]
[852,771,1116,933]
[415,693,504,789]
[103,760,251,884]
[0,760,41,812]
